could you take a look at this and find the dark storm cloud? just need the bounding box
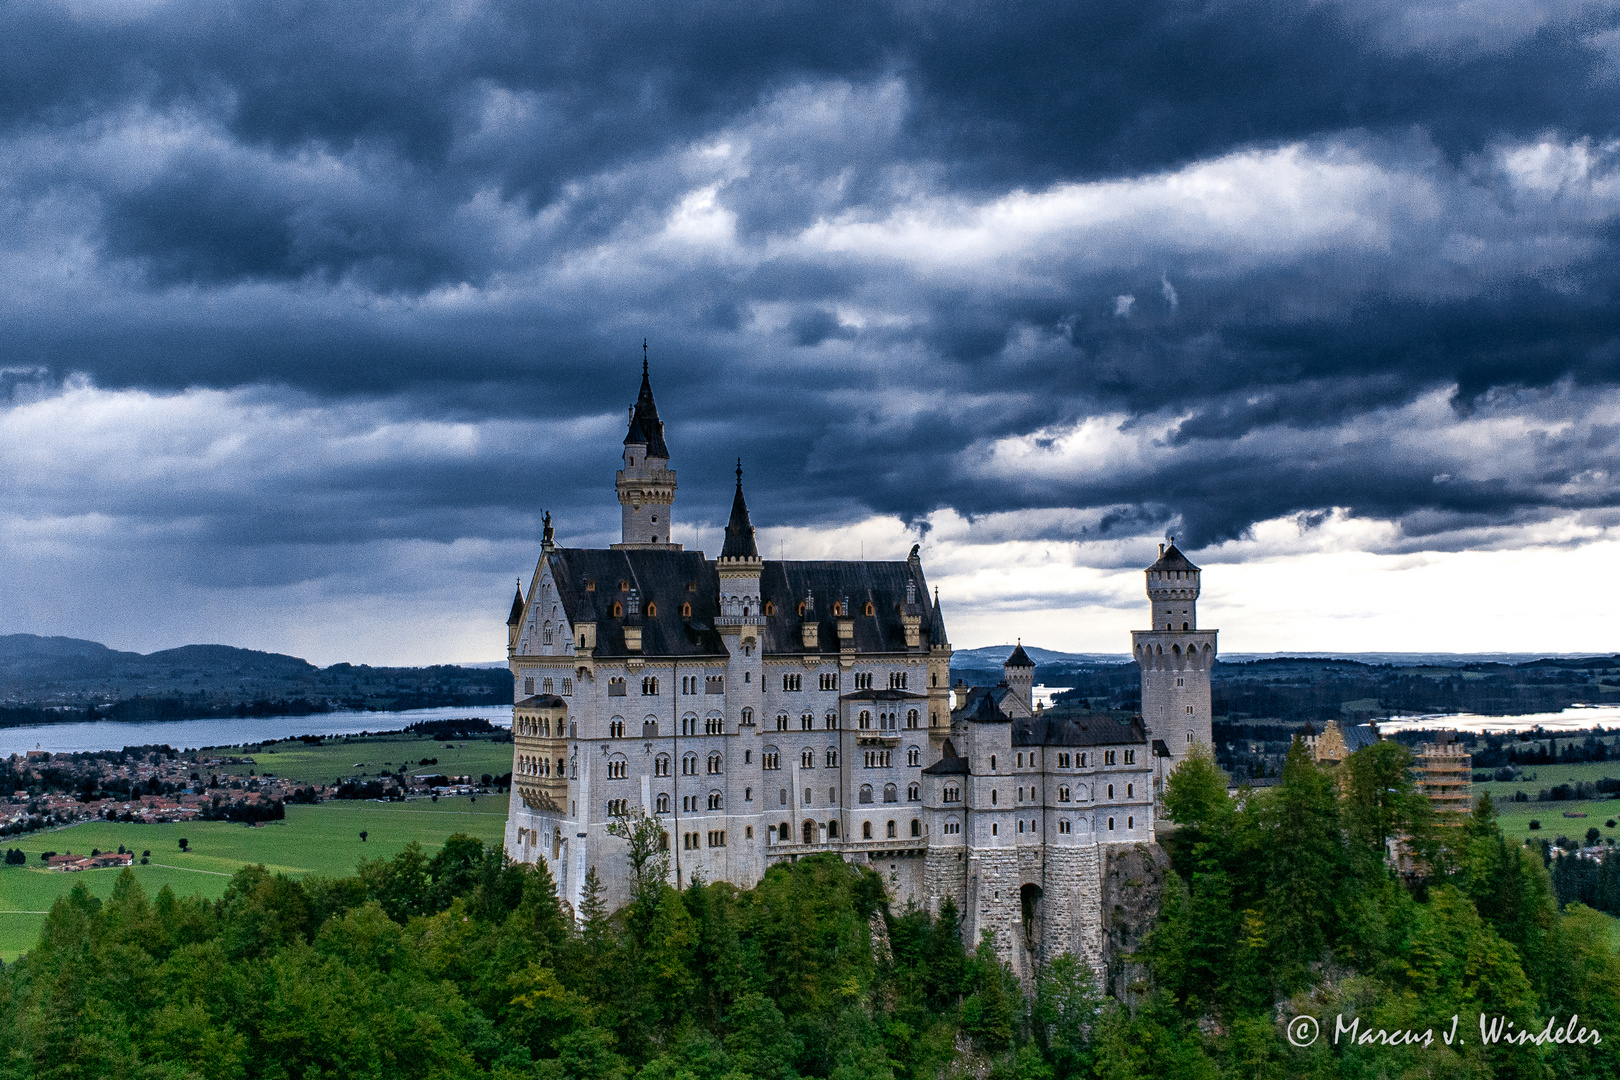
[5,0,1620,602]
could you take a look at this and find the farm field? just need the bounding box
[1474,758,1620,801]
[214,732,514,786]
[0,796,507,961]
[1492,799,1620,844]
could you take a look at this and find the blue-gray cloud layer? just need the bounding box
[6,0,1620,609]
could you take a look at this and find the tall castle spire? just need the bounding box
[613,346,680,549]
[721,460,759,559]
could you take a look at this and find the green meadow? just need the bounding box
[0,796,507,961]
[214,731,515,785]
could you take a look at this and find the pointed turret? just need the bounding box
[506,581,525,656]
[721,460,759,559]
[1003,639,1034,713]
[615,344,679,548]
[623,347,670,459]
[931,587,949,647]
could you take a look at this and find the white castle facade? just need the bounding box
[503,363,1217,975]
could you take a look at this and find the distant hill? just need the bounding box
[0,634,511,724]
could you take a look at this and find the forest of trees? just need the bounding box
[2,740,1617,1079]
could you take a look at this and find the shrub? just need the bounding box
[1529,820,1542,830]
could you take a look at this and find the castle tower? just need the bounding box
[1131,540,1217,786]
[614,349,680,549]
[716,462,765,880]
[1003,642,1034,713]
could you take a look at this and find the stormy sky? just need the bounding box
[4,0,1620,664]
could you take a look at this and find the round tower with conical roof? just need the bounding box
[1130,539,1218,788]
[1003,641,1034,714]
[615,346,680,549]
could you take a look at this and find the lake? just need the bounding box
[0,705,514,757]
[1375,704,1620,734]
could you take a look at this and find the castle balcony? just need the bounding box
[713,615,766,629]
[765,836,928,863]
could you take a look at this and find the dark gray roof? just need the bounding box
[1013,708,1147,748]
[515,694,568,708]
[922,738,970,775]
[721,466,759,559]
[623,361,670,459]
[545,548,944,658]
[931,588,948,647]
[1343,723,1381,753]
[952,686,1013,724]
[1005,643,1034,668]
[547,548,727,658]
[1147,542,1199,573]
[758,560,942,655]
[507,584,526,626]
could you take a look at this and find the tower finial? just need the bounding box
[736,458,743,488]
[643,338,648,375]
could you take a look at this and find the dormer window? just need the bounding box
[681,602,692,617]
[647,602,657,617]
[619,580,629,591]
[833,602,843,615]
[585,580,595,591]
[864,601,875,616]
[764,601,775,616]
[612,602,623,618]
[797,602,806,617]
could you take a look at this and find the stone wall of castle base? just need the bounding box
[1042,842,1104,975]
[965,848,1023,968]
[924,848,969,917]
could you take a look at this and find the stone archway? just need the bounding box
[1020,883,1044,954]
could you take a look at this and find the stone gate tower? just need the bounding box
[1131,541,1217,789]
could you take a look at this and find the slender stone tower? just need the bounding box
[1131,540,1217,789]
[615,347,680,549]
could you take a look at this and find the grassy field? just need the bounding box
[214,732,515,786]
[0,796,507,962]
[1475,759,1620,801]
[1492,800,1620,844]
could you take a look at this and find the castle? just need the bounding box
[503,362,1217,975]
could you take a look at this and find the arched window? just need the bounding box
[828,820,839,838]
[859,710,871,730]
[776,713,789,731]
[655,755,670,776]
[906,709,918,728]
[886,820,896,838]
[864,601,875,616]
[910,819,921,837]
[641,676,659,695]
[906,747,920,767]
[708,791,723,810]
[825,711,838,729]
[682,753,698,775]
[801,712,814,730]
[883,783,898,803]
[609,719,625,738]
[801,749,815,769]
[646,601,656,617]
[803,819,815,844]
[859,784,874,804]
[643,718,658,737]
[613,602,623,618]
[765,601,775,616]
[608,676,626,697]
[862,821,873,839]
[607,757,627,779]
[825,748,838,768]
[780,820,791,840]
[943,785,960,803]
[907,782,920,801]
[707,753,723,774]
